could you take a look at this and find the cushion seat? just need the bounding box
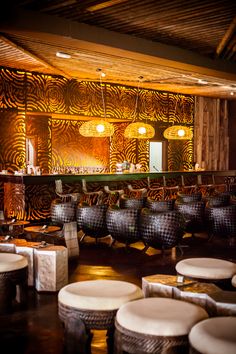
[189,316,236,354]
[176,257,236,280]
[0,253,28,272]
[58,279,143,310]
[58,280,143,353]
[116,297,208,336]
[115,298,208,353]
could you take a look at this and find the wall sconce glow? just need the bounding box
[163,125,193,140]
[56,51,71,59]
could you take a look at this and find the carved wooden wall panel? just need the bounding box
[26,115,51,173]
[0,67,195,172]
[0,110,26,172]
[4,182,25,219]
[52,119,110,170]
[194,97,229,171]
[0,68,25,110]
[168,140,193,171]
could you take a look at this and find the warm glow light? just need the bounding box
[96,124,105,133]
[56,51,71,59]
[124,122,155,139]
[79,120,114,137]
[138,126,147,134]
[163,125,193,140]
[177,129,185,137]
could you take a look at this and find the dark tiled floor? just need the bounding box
[1,232,236,354]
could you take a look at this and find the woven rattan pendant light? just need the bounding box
[163,98,193,140]
[79,69,114,137]
[124,77,155,139]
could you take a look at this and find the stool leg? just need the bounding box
[16,280,28,309]
[64,316,88,354]
[0,277,14,314]
[106,326,115,354]
[114,329,123,354]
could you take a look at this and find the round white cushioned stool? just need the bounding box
[189,316,236,354]
[175,258,236,281]
[114,297,208,354]
[232,275,236,288]
[58,279,143,353]
[0,252,28,314]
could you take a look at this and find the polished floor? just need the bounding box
[1,232,236,354]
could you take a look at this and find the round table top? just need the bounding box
[24,225,61,233]
[0,220,30,226]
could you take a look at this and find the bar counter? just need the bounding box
[0,170,235,221]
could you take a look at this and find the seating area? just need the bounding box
[0,176,236,354]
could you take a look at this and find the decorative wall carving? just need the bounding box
[0,67,194,174]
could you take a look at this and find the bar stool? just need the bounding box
[76,203,109,243]
[51,199,77,223]
[0,253,28,314]
[189,317,236,354]
[139,209,185,254]
[106,205,141,249]
[104,185,125,206]
[81,179,103,206]
[58,279,143,354]
[120,194,146,210]
[55,179,80,202]
[115,297,208,354]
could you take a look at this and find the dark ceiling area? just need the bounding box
[1,0,236,99]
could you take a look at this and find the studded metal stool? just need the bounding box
[114,297,208,354]
[0,253,28,314]
[58,279,143,353]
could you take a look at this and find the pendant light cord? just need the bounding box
[100,73,106,119]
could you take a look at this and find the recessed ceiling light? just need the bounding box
[230,92,234,96]
[56,51,71,59]
[198,79,208,84]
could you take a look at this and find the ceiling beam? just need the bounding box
[1,6,236,81]
[0,33,72,78]
[216,16,236,58]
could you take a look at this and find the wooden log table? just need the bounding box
[142,274,236,316]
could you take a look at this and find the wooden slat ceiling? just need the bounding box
[0,0,236,99]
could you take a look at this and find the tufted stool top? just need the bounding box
[189,316,236,354]
[116,297,208,336]
[232,275,236,288]
[176,257,236,280]
[0,252,28,272]
[58,279,143,310]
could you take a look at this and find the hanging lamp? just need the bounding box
[163,98,193,140]
[163,125,193,140]
[79,69,114,137]
[124,77,155,139]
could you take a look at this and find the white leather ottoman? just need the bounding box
[176,258,236,280]
[34,245,68,292]
[115,297,208,353]
[189,316,236,354]
[58,279,143,353]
